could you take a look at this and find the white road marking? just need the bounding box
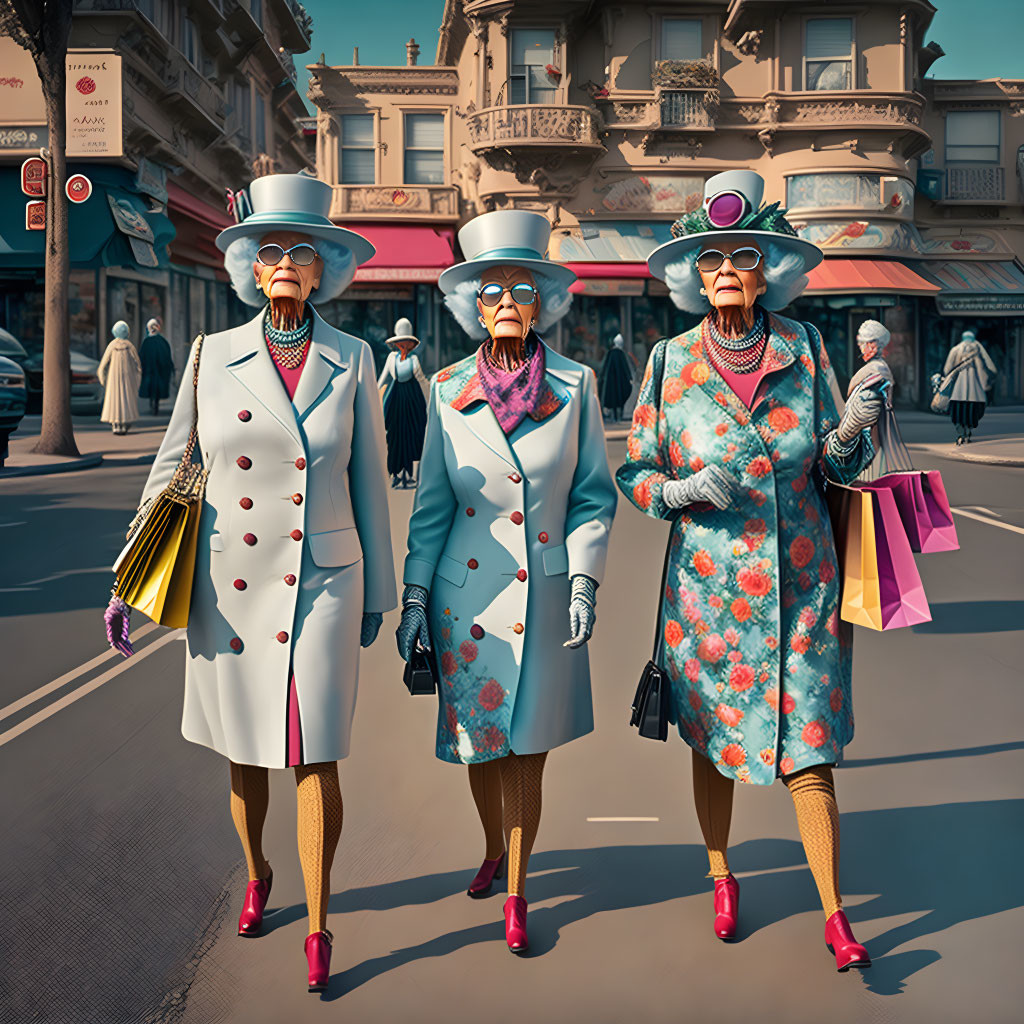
[0,521,27,528]
[586,817,660,823]
[0,621,158,724]
[0,628,182,748]
[0,565,113,592]
[959,505,1002,517]
[952,508,1024,536]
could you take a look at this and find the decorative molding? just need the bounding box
[735,29,763,57]
[330,184,459,219]
[466,104,605,152]
[327,68,460,96]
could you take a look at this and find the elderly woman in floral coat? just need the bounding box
[618,171,885,971]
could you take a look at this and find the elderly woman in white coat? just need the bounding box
[98,320,141,433]
[396,210,617,955]
[943,329,998,444]
[111,175,396,991]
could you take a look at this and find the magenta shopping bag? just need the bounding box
[864,471,959,554]
[870,484,932,630]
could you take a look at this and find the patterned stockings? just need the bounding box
[228,760,343,935]
[468,761,505,860]
[691,751,843,918]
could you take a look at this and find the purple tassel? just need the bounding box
[104,595,134,658]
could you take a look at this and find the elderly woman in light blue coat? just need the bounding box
[396,210,617,954]
[109,175,396,991]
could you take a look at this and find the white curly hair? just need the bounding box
[443,274,574,340]
[223,236,356,307]
[663,240,808,314]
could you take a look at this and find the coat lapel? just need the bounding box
[226,309,301,445]
[291,309,349,422]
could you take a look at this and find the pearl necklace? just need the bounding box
[703,310,768,375]
[265,310,312,369]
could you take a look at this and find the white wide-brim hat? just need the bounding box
[438,210,577,294]
[215,174,376,265]
[386,317,420,347]
[647,170,823,281]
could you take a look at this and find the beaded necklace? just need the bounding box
[703,308,768,375]
[265,308,312,369]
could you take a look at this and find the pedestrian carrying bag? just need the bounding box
[930,354,974,414]
[826,481,931,631]
[111,334,207,628]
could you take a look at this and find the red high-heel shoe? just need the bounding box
[468,853,505,898]
[237,868,273,937]
[503,895,528,954]
[304,929,333,992]
[824,910,871,971]
[713,873,740,941]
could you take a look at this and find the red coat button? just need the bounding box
[538,532,549,543]
[236,456,252,470]
[291,493,303,505]
[470,624,484,640]
[510,511,524,525]
[238,410,251,422]
[516,569,527,582]
[467,559,478,569]
[513,622,524,634]
[243,533,257,546]
[276,631,289,644]
[229,637,243,652]
[239,497,253,510]
[290,529,303,541]
[509,473,522,483]
[466,507,475,517]
[233,578,247,590]
[295,457,306,469]
[284,574,296,586]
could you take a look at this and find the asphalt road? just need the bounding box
[0,431,1022,1024]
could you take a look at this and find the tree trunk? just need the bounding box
[32,54,78,456]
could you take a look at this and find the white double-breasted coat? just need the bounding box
[139,306,397,768]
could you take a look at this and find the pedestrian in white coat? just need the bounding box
[943,329,998,444]
[396,210,617,954]
[98,320,141,433]
[111,174,396,992]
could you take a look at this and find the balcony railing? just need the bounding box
[659,89,716,129]
[945,166,1005,202]
[330,184,459,221]
[162,63,226,134]
[466,105,604,152]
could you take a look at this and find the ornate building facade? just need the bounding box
[311,0,1023,406]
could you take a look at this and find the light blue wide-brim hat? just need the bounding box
[438,210,577,294]
[647,170,823,281]
[215,173,376,265]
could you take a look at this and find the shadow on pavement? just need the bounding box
[910,600,1024,635]
[843,740,1024,768]
[258,799,1023,1002]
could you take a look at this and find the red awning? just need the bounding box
[565,262,650,279]
[805,258,940,295]
[167,182,232,232]
[352,224,455,283]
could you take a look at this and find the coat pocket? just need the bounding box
[209,534,225,551]
[542,544,569,576]
[308,526,363,568]
[434,553,468,588]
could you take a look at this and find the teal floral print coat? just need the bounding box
[616,312,874,785]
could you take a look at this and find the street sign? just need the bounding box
[25,200,45,230]
[66,173,92,203]
[20,157,47,197]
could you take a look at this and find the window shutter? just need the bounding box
[662,19,702,61]
[406,114,444,150]
[805,18,853,58]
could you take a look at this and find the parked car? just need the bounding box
[0,326,103,414]
[0,354,27,468]
[0,326,28,366]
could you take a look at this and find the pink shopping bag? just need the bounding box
[864,471,959,554]
[871,484,932,629]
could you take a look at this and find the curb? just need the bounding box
[0,452,104,479]
[907,443,1024,468]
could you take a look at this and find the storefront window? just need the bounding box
[107,277,141,344]
[69,270,98,358]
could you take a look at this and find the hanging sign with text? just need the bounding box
[66,50,122,158]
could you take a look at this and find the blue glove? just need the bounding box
[564,574,597,649]
[396,584,431,662]
[360,612,383,648]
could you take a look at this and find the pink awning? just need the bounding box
[565,262,650,279]
[805,258,940,295]
[352,224,455,283]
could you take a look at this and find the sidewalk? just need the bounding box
[0,415,169,479]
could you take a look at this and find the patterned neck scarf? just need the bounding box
[476,334,546,434]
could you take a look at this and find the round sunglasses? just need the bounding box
[695,247,762,273]
[478,282,538,306]
[256,242,319,267]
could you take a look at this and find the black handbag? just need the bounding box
[629,542,671,741]
[403,644,438,695]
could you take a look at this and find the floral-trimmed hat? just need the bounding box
[647,170,822,281]
[385,317,420,349]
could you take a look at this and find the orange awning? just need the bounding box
[805,258,940,295]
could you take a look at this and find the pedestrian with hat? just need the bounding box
[105,173,396,992]
[377,317,429,488]
[618,170,884,970]
[395,209,617,955]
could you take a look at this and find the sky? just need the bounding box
[294,0,1023,83]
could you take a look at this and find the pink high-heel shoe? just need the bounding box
[503,895,528,954]
[824,910,871,971]
[468,853,505,898]
[237,868,273,937]
[713,873,740,941]
[304,929,333,992]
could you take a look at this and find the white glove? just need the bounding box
[837,386,885,442]
[662,465,741,511]
[564,574,597,649]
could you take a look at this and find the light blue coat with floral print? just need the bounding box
[616,312,874,785]
[404,341,617,764]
